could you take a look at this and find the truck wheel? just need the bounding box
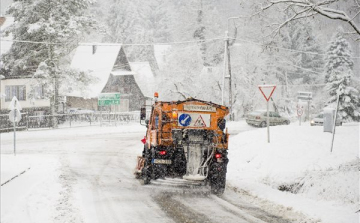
[260,121,267,128]
[140,175,150,185]
[140,149,152,185]
[209,163,227,195]
[140,165,151,185]
[211,176,226,195]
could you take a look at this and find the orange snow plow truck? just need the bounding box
[135,94,230,194]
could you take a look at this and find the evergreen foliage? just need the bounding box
[1,0,97,126]
[324,31,359,121]
[324,31,354,83]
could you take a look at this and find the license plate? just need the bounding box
[153,159,172,165]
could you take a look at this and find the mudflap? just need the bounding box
[134,156,145,179]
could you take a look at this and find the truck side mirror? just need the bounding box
[140,107,146,120]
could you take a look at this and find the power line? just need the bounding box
[2,36,359,60]
[0,37,224,46]
[231,37,360,59]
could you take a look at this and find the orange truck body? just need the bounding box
[136,97,230,194]
[146,98,229,149]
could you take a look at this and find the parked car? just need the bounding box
[246,110,290,127]
[68,108,95,114]
[310,113,342,126]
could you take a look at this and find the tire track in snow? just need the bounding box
[154,193,213,223]
[54,155,83,223]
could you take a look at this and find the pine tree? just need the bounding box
[1,0,96,127]
[324,31,354,83]
[103,0,140,43]
[324,31,359,121]
[296,26,324,84]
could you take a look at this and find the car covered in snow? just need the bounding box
[67,108,95,114]
[246,110,290,127]
[310,113,342,126]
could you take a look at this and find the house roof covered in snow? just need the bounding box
[68,44,126,98]
[130,62,155,98]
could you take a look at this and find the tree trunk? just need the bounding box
[51,77,59,128]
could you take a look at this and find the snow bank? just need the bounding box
[227,122,359,223]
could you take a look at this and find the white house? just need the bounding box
[0,17,51,113]
[0,76,50,113]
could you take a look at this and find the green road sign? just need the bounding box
[98,93,120,106]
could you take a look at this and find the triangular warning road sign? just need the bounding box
[258,85,276,101]
[8,96,22,111]
[194,115,206,127]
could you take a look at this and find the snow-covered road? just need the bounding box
[1,124,298,223]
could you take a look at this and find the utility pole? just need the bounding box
[224,17,241,121]
[221,32,227,105]
[226,33,233,121]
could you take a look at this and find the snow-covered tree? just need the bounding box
[324,31,359,121]
[296,26,324,84]
[156,44,224,104]
[324,31,354,83]
[103,0,140,44]
[137,0,173,43]
[1,0,97,126]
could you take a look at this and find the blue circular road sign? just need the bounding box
[179,114,192,126]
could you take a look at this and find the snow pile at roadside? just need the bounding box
[227,122,359,223]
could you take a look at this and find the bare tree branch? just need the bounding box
[260,0,360,36]
[172,83,187,99]
[314,6,360,35]
[350,10,360,21]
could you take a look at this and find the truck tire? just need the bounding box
[260,121,267,128]
[140,149,152,185]
[140,168,151,185]
[209,163,227,195]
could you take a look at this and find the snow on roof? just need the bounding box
[0,17,14,55]
[68,44,122,98]
[130,62,155,98]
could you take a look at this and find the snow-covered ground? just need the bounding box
[0,121,359,223]
[227,121,359,223]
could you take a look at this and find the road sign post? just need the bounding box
[297,105,304,126]
[258,85,276,143]
[8,96,22,156]
[297,91,312,122]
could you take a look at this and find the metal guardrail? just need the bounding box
[0,111,142,132]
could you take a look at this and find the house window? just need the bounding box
[34,85,44,99]
[5,85,26,101]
